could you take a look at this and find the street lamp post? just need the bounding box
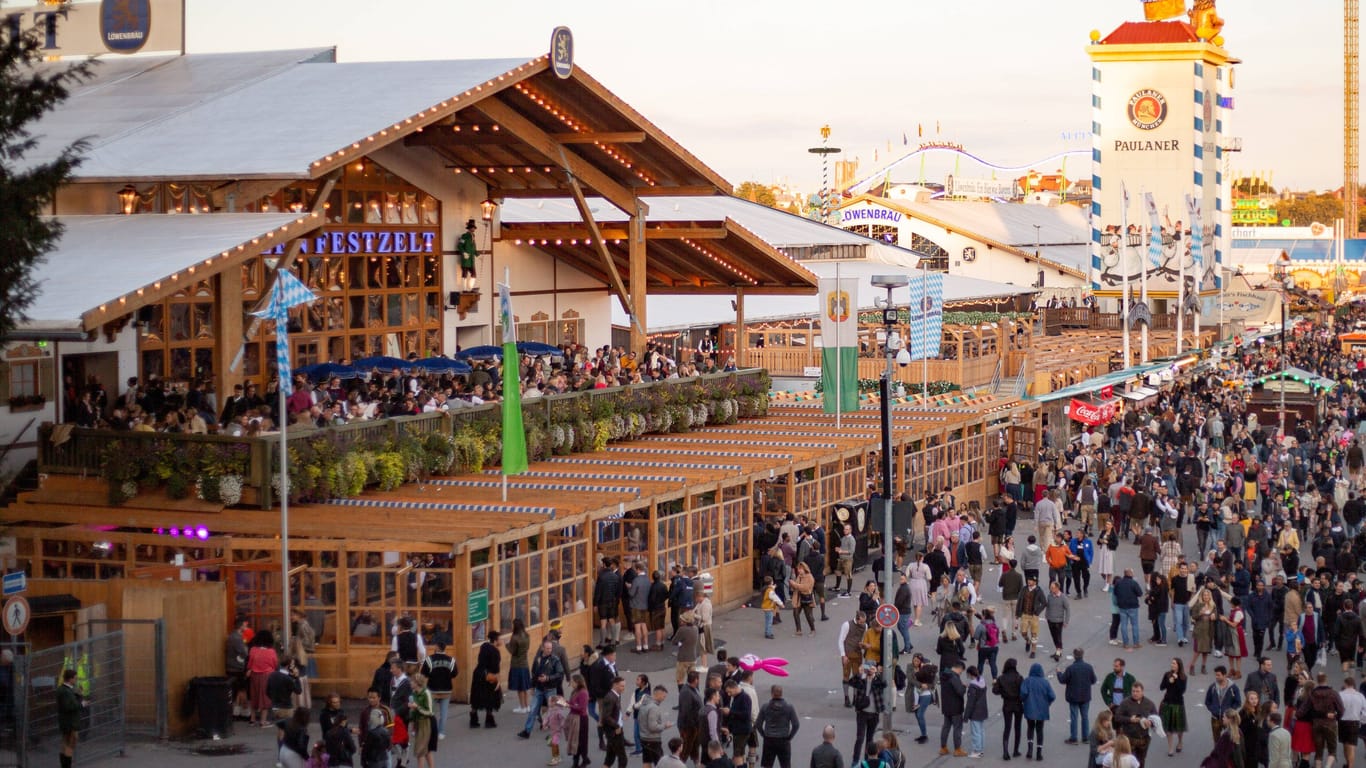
[871,274,909,730]
[1272,252,1294,441]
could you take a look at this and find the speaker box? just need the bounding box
[448,291,460,307]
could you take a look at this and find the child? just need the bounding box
[543,695,570,766]
[761,576,784,639]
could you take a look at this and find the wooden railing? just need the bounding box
[1041,307,1197,333]
[37,369,770,507]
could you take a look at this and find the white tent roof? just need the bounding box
[23,214,305,329]
[610,261,1034,332]
[26,51,533,180]
[502,195,916,264]
[887,199,1092,271]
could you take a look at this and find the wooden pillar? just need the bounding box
[215,269,244,401]
[734,288,746,368]
[629,208,647,354]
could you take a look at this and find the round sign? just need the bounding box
[874,603,899,629]
[2,595,29,636]
[1127,89,1168,131]
[549,26,574,80]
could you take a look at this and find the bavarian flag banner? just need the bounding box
[908,272,944,360]
[819,277,858,413]
[498,273,529,476]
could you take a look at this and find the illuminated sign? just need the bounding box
[1231,209,1279,225]
[840,206,902,224]
[265,230,438,256]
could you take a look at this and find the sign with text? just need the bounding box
[1066,398,1118,426]
[944,175,1016,199]
[467,588,489,624]
[2,570,24,596]
[1,0,183,58]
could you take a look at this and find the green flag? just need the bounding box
[819,277,859,413]
[498,277,528,476]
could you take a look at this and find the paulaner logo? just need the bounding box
[1127,89,1168,131]
[100,0,150,54]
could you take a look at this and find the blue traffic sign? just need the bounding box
[2,571,25,596]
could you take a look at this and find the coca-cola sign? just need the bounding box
[1068,398,1117,426]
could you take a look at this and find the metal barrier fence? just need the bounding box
[0,641,29,768]
[4,632,126,768]
[82,620,165,741]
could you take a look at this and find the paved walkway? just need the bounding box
[58,527,1311,767]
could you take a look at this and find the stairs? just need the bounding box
[0,459,39,509]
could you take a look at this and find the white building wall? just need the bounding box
[370,145,613,352]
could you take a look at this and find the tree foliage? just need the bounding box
[735,181,778,208]
[0,14,94,338]
[1275,194,1342,227]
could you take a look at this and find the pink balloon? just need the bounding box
[737,654,790,677]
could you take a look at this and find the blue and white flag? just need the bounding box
[1186,194,1203,294]
[907,271,944,361]
[252,270,317,397]
[1143,192,1163,268]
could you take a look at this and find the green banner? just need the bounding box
[821,347,859,413]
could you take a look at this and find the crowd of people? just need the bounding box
[209,311,1366,768]
[64,341,736,438]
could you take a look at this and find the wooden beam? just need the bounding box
[551,132,647,144]
[635,185,724,197]
[560,157,639,330]
[214,270,244,402]
[403,131,520,147]
[735,287,747,368]
[498,225,726,242]
[629,208,647,352]
[499,227,631,242]
[646,227,727,240]
[476,98,642,215]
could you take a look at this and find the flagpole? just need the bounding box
[279,379,291,652]
[504,264,512,503]
[921,260,929,408]
[1141,194,1150,365]
[1121,186,1132,369]
[835,260,842,431]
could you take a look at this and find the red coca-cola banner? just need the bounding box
[1100,385,1113,399]
[1068,398,1117,425]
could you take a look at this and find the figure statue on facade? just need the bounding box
[457,219,479,291]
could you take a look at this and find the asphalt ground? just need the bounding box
[37,520,1331,768]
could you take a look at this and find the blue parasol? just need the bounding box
[455,345,504,360]
[353,355,414,371]
[295,362,362,380]
[517,341,562,356]
[412,357,473,375]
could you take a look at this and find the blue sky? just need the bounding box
[187,0,1341,193]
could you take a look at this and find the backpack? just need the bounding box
[362,725,391,767]
[678,577,695,610]
[984,621,1000,648]
[851,683,871,712]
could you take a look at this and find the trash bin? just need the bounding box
[190,676,232,738]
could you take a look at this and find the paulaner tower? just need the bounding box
[1087,0,1235,310]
